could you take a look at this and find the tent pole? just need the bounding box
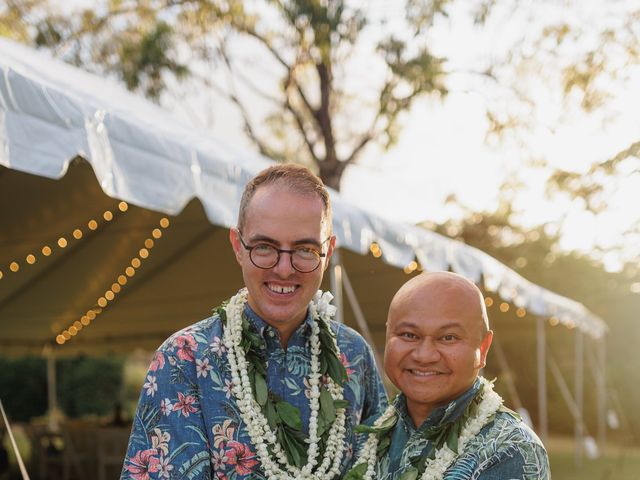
[575,330,584,466]
[329,249,344,324]
[341,267,384,374]
[597,337,606,448]
[492,337,523,411]
[45,345,59,431]
[537,317,548,443]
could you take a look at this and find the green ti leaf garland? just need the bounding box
[216,304,349,469]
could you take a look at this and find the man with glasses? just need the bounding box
[122,164,387,479]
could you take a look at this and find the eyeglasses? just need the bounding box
[237,232,330,273]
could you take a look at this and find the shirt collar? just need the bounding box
[243,304,314,341]
[393,377,482,432]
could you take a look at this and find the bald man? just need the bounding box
[346,272,550,480]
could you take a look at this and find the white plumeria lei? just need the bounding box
[354,377,503,480]
[223,288,347,480]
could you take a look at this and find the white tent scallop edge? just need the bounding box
[0,37,606,339]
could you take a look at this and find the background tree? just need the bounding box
[0,0,452,190]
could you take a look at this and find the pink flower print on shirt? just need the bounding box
[172,392,198,417]
[210,336,226,356]
[211,447,229,471]
[143,375,158,397]
[157,455,173,479]
[174,334,198,362]
[196,357,213,378]
[339,352,355,379]
[225,441,259,475]
[160,398,173,416]
[149,351,165,372]
[126,449,161,480]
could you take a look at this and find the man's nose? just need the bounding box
[272,251,296,276]
[411,338,440,362]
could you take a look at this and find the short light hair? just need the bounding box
[237,164,333,233]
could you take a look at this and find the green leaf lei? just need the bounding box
[344,381,514,480]
[217,304,349,468]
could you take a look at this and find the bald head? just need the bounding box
[384,271,494,425]
[388,271,489,339]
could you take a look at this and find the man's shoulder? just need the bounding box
[156,311,224,354]
[452,411,549,477]
[328,320,371,350]
[487,411,546,449]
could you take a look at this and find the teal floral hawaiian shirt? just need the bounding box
[376,379,550,480]
[121,304,388,479]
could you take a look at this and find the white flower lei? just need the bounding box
[354,377,503,480]
[223,288,347,480]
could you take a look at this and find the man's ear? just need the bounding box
[322,235,337,271]
[229,228,243,264]
[479,330,494,368]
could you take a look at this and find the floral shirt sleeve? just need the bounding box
[121,308,388,480]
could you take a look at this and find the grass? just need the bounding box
[4,429,640,479]
[547,436,640,480]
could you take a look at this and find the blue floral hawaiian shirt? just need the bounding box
[375,378,550,480]
[121,303,388,479]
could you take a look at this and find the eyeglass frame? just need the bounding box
[236,231,332,273]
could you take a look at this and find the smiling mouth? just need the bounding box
[408,370,444,377]
[266,283,298,294]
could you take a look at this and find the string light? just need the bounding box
[103,210,113,221]
[549,316,559,326]
[403,261,418,274]
[370,242,382,258]
[499,302,510,313]
[484,297,494,307]
[3,206,130,283]
[516,307,526,318]
[56,215,171,345]
[0,271,3,280]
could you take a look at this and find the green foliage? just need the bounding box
[0,356,47,421]
[56,356,124,418]
[0,355,124,421]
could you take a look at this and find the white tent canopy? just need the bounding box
[0,37,606,350]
